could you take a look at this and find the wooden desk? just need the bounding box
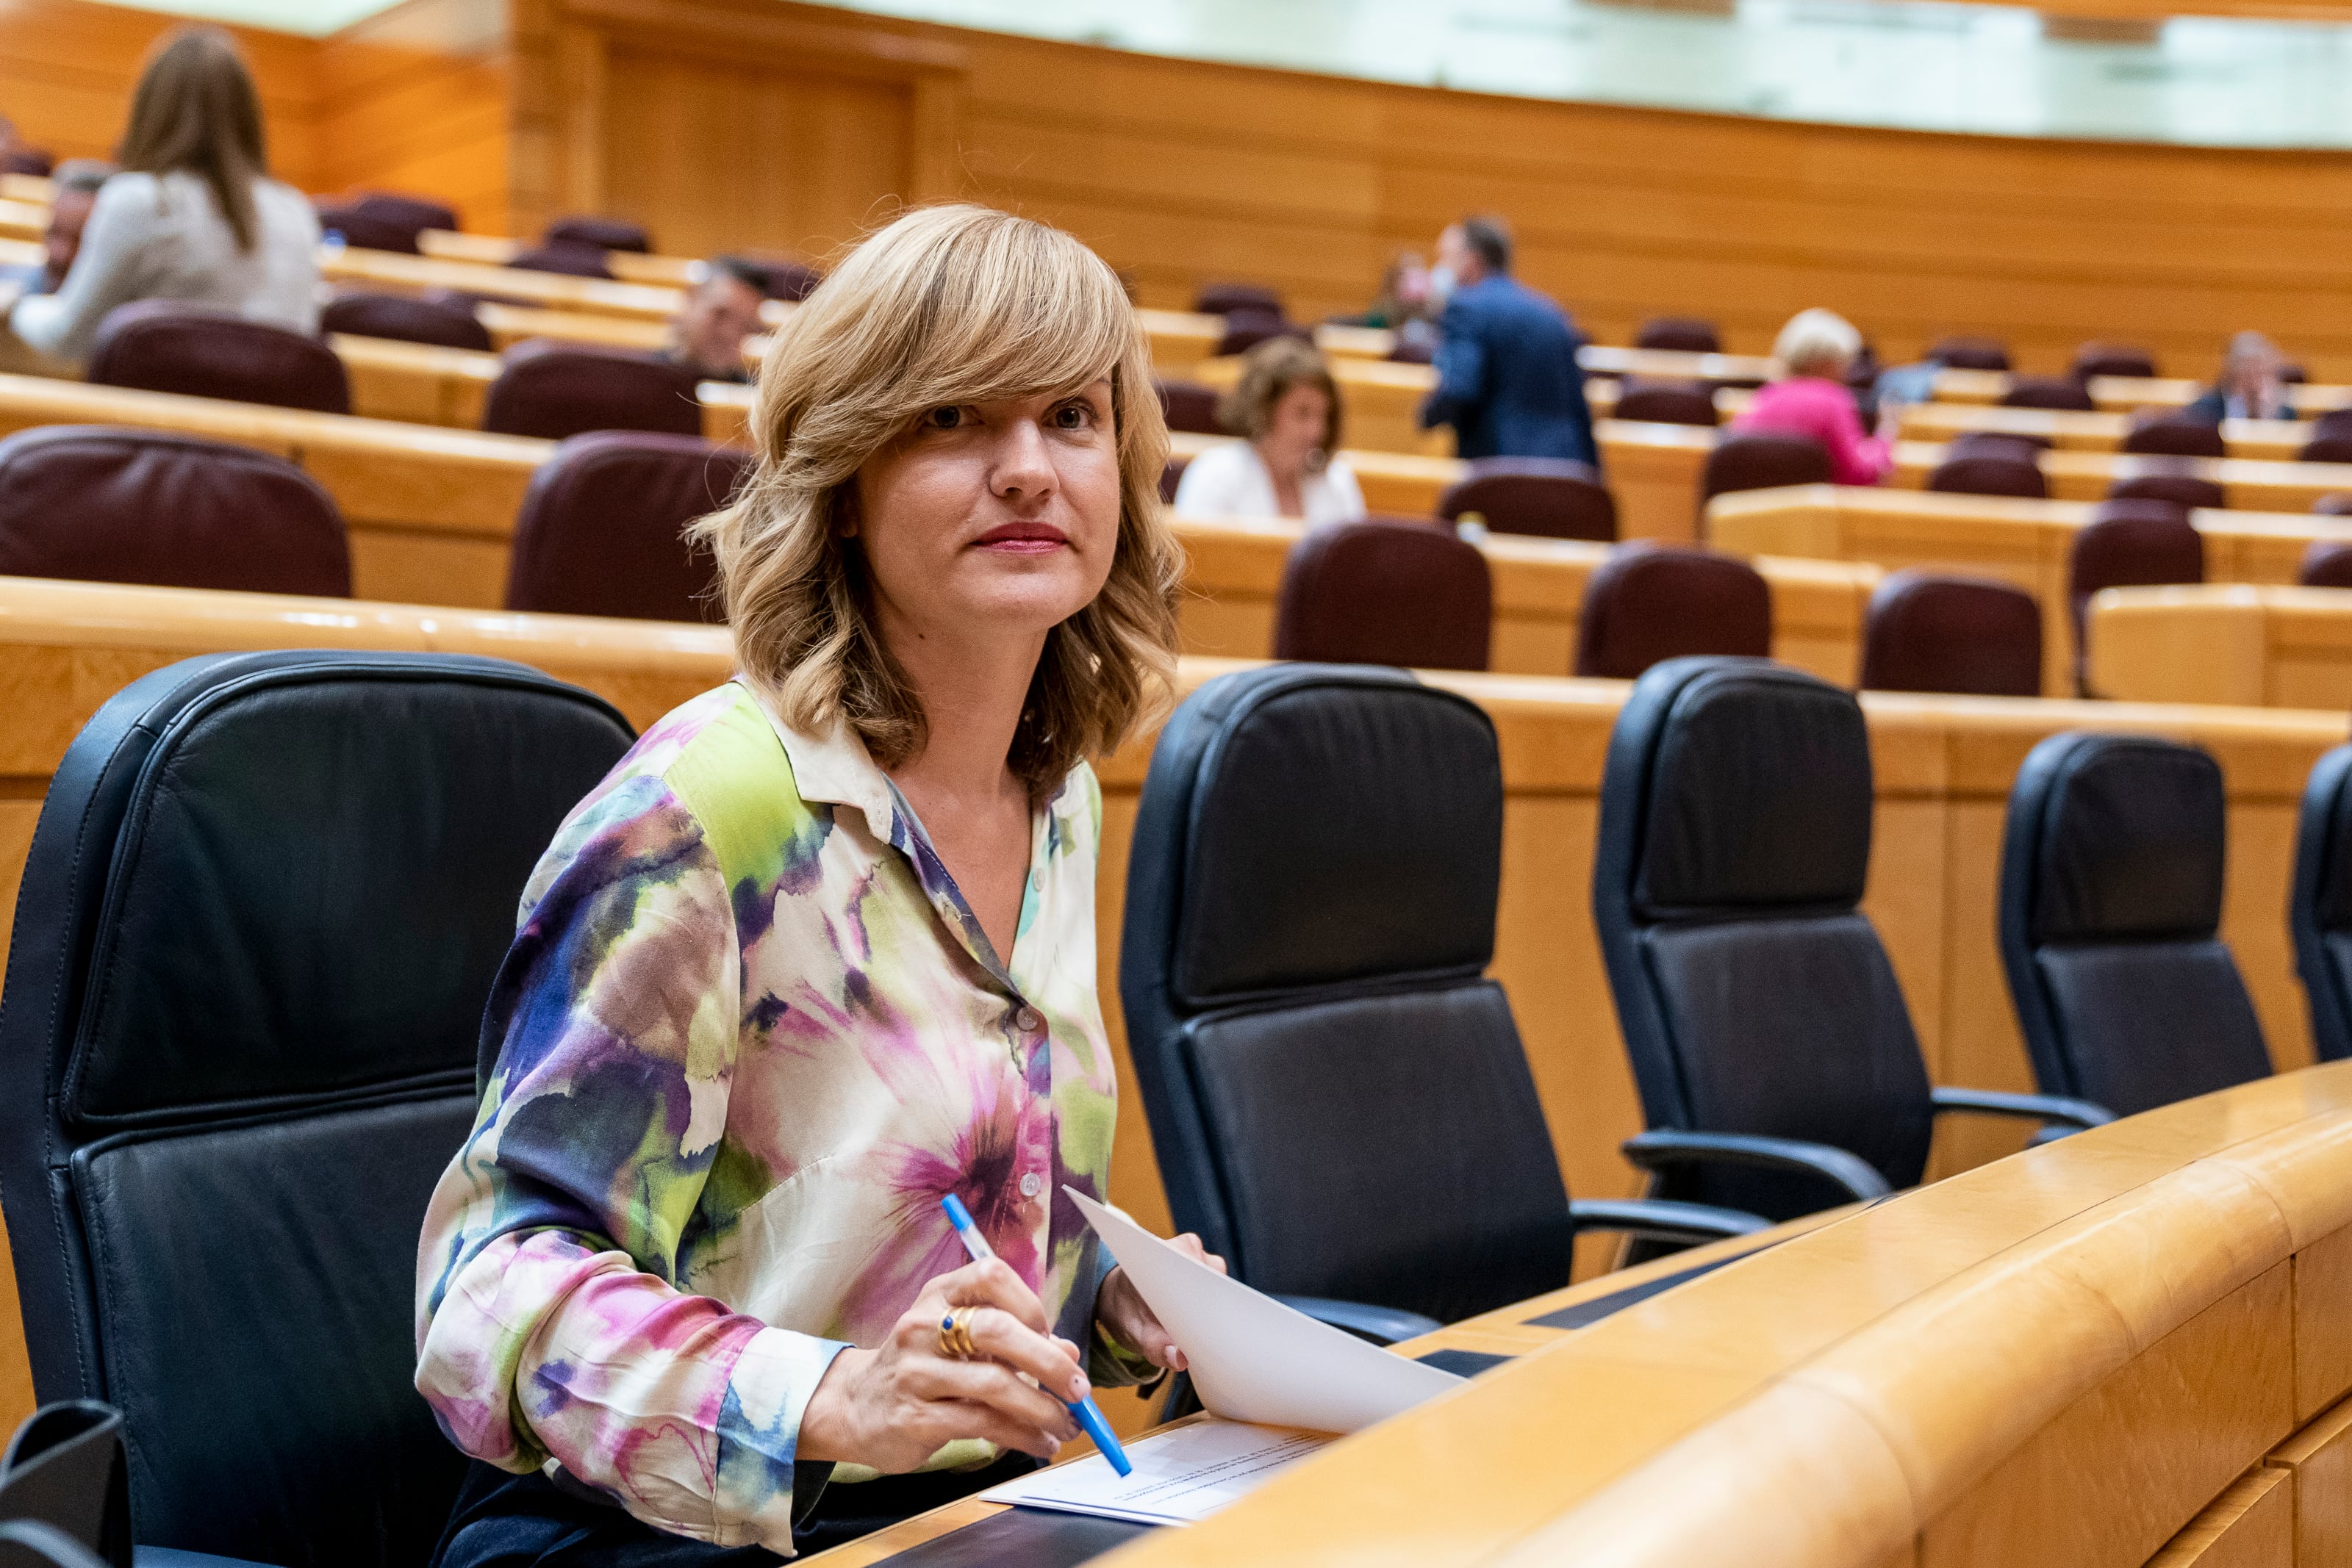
[417,228,701,288]
[0,175,49,206]
[1933,367,2352,417]
[0,198,41,245]
[1900,401,2310,461]
[1708,483,2352,697]
[320,245,690,321]
[1079,1064,2352,1568]
[1888,438,2352,512]
[1172,517,1876,686]
[1579,344,1779,386]
[2087,583,2352,710]
[474,303,671,353]
[331,334,501,428]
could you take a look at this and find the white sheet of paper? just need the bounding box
[980,1417,1334,1525]
[1067,1187,1463,1435]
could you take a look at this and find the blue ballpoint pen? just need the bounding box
[940,1193,1134,1477]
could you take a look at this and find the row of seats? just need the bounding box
[0,424,737,620]
[83,303,708,442]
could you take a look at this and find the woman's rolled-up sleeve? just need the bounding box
[415,773,847,1551]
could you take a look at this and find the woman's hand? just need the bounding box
[798,1257,1086,1472]
[1095,1234,1226,1372]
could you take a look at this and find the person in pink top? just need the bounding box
[1731,308,1894,486]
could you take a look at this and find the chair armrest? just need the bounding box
[1930,1085,2114,1131]
[1621,1128,1893,1203]
[1271,1295,1444,1347]
[1568,1195,1769,1242]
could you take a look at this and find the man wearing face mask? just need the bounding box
[1417,215,1598,467]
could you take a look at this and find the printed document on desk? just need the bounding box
[980,1418,1333,1525]
[1066,1188,1463,1435]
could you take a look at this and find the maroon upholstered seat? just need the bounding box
[2301,412,2352,464]
[2072,342,2158,382]
[1698,434,1832,520]
[1859,571,2042,697]
[481,340,706,441]
[1948,431,2050,464]
[1928,336,2012,372]
[2107,462,2225,511]
[1435,457,1616,542]
[2299,540,2352,588]
[2068,498,2204,691]
[1611,378,1717,426]
[504,432,748,621]
[1572,544,1771,679]
[2315,493,2352,517]
[2001,375,2097,411]
[1215,310,1310,359]
[1272,519,1491,671]
[1194,282,1282,317]
[544,216,650,253]
[1634,317,1720,354]
[752,259,823,301]
[0,425,348,596]
[1927,452,2047,499]
[1,148,53,177]
[1155,379,1223,435]
[509,244,614,280]
[2122,414,2226,458]
[1159,457,1190,504]
[319,291,492,352]
[318,193,459,253]
[85,302,351,415]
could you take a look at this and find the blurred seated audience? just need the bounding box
[1419,214,1598,465]
[2186,331,2295,423]
[1173,336,1366,527]
[1730,309,1893,486]
[0,115,53,176]
[6,29,318,368]
[21,161,112,293]
[663,257,767,383]
[1345,251,1438,358]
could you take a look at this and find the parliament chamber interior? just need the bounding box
[4,0,2352,1564]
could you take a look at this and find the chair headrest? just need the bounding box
[483,339,706,441]
[506,431,747,621]
[2009,733,2226,943]
[1926,453,2047,499]
[542,215,651,253]
[85,302,351,416]
[1860,570,2042,697]
[1604,658,1873,918]
[0,425,350,597]
[320,291,492,353]
[1272,521,1491,672]
[1701,433,1832,497]
[1574,544,1771,680]
[0,651,635,1131]
[1141,664,1502,1009]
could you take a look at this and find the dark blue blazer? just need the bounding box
[1419,274,1599,465]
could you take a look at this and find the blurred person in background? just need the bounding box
[40,160,113,291]
[4,29,319,367]
[2187,331,2295,422]
[1732,307,1893,486]
[1173,334,1366,527]
[664,256,767,383]
[1417,215,1597,464]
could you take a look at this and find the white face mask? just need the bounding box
[1427,264,1458,306]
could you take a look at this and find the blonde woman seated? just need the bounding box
[1172,336,1367,527]
[1731,307,1894,486]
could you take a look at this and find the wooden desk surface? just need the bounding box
[417,228,702,287]
[1887,436,2352,512]
[2087,581,2352,710]
[1899,400,2310,461]
[1932,367,2352,416]
[321,245,690,320]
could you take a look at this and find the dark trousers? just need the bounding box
[431,1453,1039,1568]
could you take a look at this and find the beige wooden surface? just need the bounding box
[2269,1393,2352,1568]
[1933,369,2352,416]
[1887,438,2352,513]
[1900,401,2312,461]
[1707,483,2352,697]
[2145,1469,2292,1568]
[2086,584,2352,710]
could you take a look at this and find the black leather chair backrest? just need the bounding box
[0,652,636,1568]
[2292,744,2352,1062]
[1998,733,2271,1116]
[1118,664,1574,1323]
[1593,658,1935,1219]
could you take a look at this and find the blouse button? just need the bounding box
[1017,1007,1042,1032]
[1020,1171,1043,1198]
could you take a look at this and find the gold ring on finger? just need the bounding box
[936,1304,980,1361]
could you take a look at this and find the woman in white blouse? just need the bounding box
[1172,336,1367,527]
[7,29,319,367]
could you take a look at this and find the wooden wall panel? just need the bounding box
[312,0,512,234]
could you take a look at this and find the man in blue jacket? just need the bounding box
[1418,216,1599,467]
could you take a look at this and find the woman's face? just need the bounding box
[1259,382,1331,480]
[851,378,1122,650]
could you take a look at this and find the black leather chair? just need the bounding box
[1999,733,2273,1115]
[0,651,637,1568]
[1121,663,1763,1333]
[2292,745,2352,1062]
[1593,659,2110,1221]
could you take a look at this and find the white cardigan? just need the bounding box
[1171,440,1368,528]
[11,170,320,364]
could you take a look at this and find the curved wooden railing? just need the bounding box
[1109,1062,2352,1567]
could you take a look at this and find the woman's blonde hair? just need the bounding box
[1216,336,1343,470]
[1774,308,1864,380]
[118,29,267,253]
[692,204,1182,795]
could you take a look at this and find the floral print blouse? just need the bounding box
[414,680,1138,1552]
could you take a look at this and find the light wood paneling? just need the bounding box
[2298,1226,2352,1424]
[1887,440,2352,514]
[2270,1393,2352,1568]
[2087,584,2352,710]
[2145,1468,2292,1568]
